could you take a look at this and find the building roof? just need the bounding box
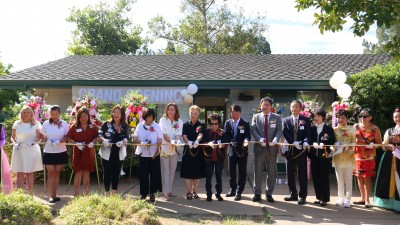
[0,54,391,89]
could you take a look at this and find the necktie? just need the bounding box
[233,121,238,139]
[293,118,298,141]
[264,114,269,143]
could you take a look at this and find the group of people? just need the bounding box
[0,98,399,213]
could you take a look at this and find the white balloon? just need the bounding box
[333,71,347,85]
[183,94,193,104]
[187,84,198,95]
[180,89,188,97]
[337,84,352,98]
[329,77,341,89]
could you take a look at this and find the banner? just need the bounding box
[72,86,184,104]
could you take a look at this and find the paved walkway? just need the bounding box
[31,170,400,225]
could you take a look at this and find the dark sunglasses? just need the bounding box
[210,123,219,126]
[359,115,371,118]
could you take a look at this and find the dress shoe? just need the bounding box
[266,195,275,203]
[234,193,241,201]
[226,191,236,197]
[215,194,224,201]
[54,197,61,202]
[314,200,321,204]
[320,202,327,206]
[353,200,365,205]
[252,194,261,202]
[149,194,156,203]
[206,195,212,202]
[298,198,306,205]
[284,196,298,201]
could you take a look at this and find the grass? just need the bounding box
[58,193,159,225]
[0,190,52,225]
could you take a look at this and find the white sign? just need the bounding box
[72,86,184,104]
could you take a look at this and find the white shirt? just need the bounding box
[316,123,324,136]
[41,120,69,153]
[134,121,163,157]
[159,117,183,155]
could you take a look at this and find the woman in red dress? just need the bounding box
[353,108,382,208]
[67,107,98,196]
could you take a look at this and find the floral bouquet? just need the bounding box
[122,90,155,136]
[24,96,50,123]
[68,94,103,127]
[331,101,362,127]
[299,99,323,119]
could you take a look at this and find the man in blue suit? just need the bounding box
[282,100,311,205]
[224,104,251,201]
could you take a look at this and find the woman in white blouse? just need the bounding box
[11,105,43,193]
[133,108,163,202]
[159,103,183,200]
[41,105,69,203]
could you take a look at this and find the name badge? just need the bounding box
[76,128,82,133]
[240,129,245,133]
[270,124,276,128]
[300,126,304,130]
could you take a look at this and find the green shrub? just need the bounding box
[348,60,400,131]
[59,193,159,225]
[0,190,52,225]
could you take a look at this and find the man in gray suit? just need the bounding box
[250,97,282,202]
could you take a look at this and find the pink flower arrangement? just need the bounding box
[343,132,349,137]
[24,96,49,123]
[68,94,103,127]
[172,122,179,130]
[196,126,202,133]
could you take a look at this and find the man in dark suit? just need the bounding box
[224,104,251,201]
[250,97,282,202]
[282,100,311,205]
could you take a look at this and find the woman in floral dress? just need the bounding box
[353,108,382,208]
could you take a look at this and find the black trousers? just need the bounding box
[205,159,224,196]
[139,156,162,196]
[310,157,331,202]
[229,155,247,194]
[102,148,123,192]
[286,148,308,199]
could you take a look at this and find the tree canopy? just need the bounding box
[66,0,143,55]
[0,62,21,116]
[148,0,270,54]
[363,19,400,57]
[295,0,400,57]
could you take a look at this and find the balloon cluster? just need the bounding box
[180,84,198,104]
[329,71,352,99]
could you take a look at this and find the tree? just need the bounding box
[148,0,270,54]
[66,0,143,55]
[363,20,400,56]
[347,60,400,131]
[295,0,400,57]
[0,62,21,116]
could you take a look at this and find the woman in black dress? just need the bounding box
[180,105,206,200]
[374,108,400,212]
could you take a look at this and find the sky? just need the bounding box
[0,0,378,72]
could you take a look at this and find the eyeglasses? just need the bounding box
[359,115,371,118]
[210,123,219,126]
